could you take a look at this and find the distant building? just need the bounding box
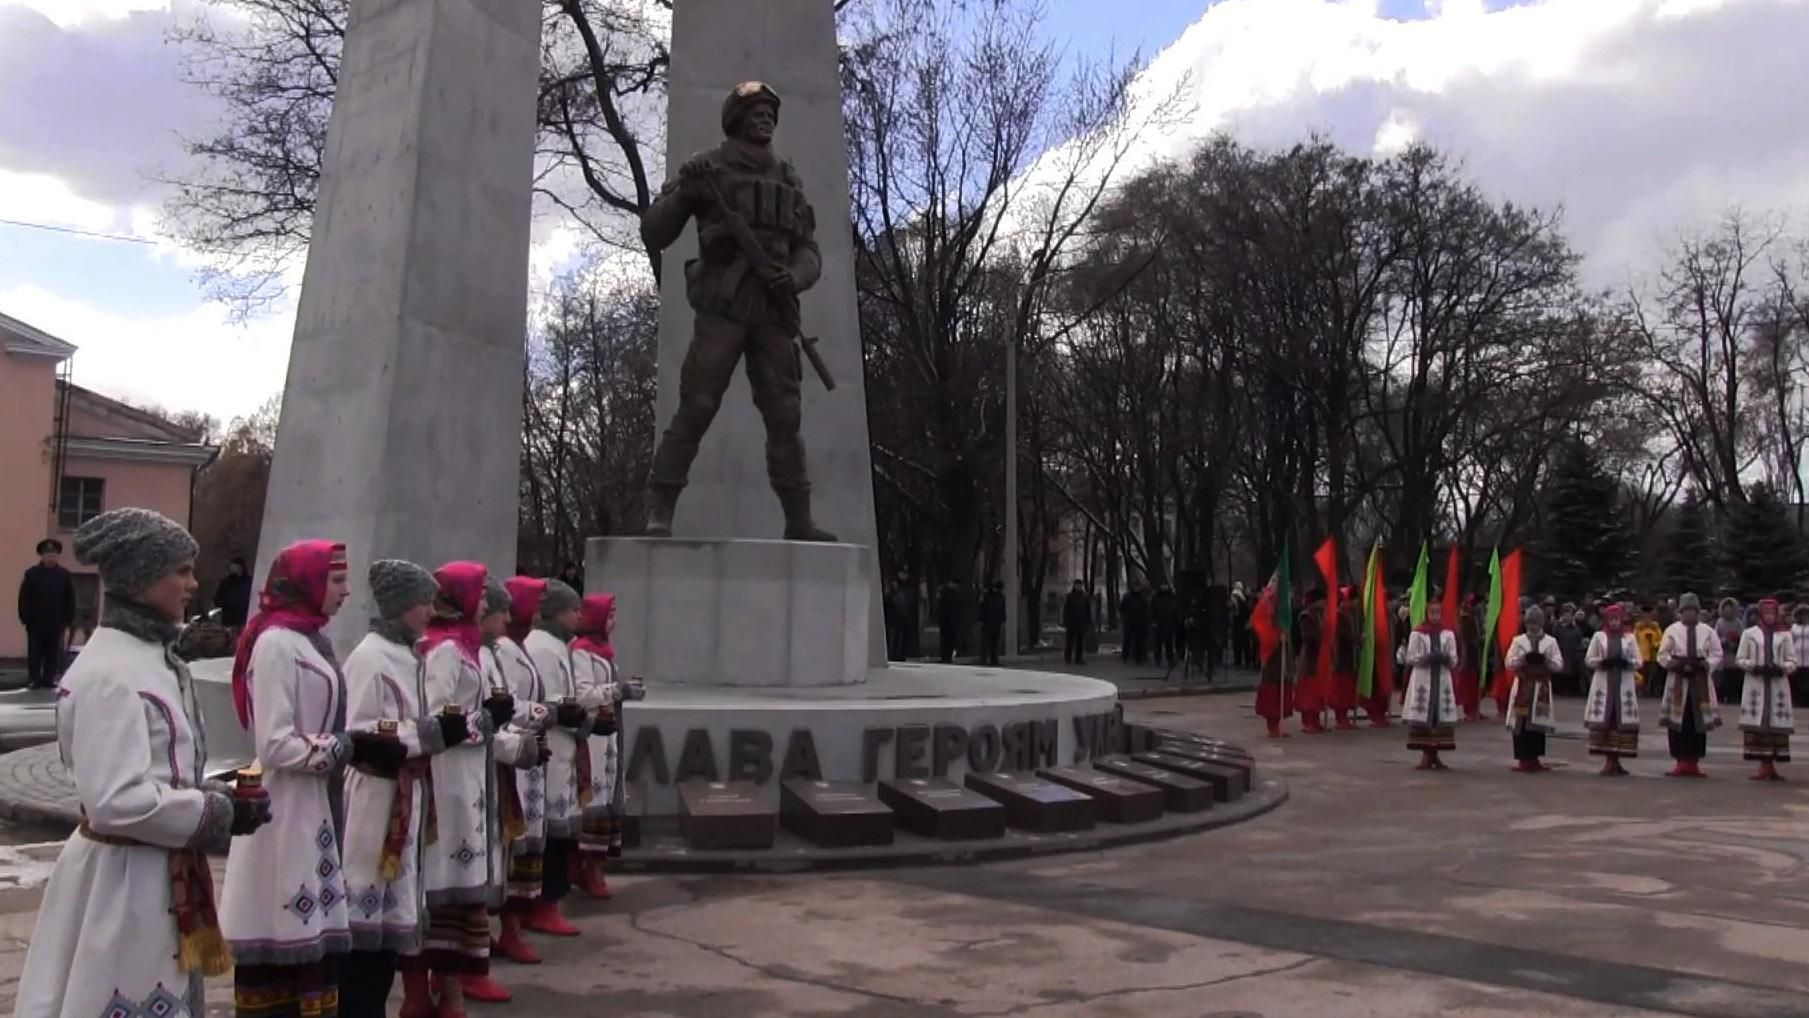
[2,311,216,660]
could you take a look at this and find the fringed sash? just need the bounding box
[379,760,435,881]
[79,818,230,976]
[497,765,527,844]
[575,739,594,808]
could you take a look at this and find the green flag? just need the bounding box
[1480,547,1503,687]
[1358,543,1380,697]
[1407,541,1430,626]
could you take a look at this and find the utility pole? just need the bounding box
[1005,327,1021,657]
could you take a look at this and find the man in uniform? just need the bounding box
[640,81,835,541]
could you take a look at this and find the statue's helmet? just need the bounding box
[722,81,782,136]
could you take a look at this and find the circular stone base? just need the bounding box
[614,775,1287,873]
[622,662,1119,815]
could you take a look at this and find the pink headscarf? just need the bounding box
[571,593,616,660]
[1601,603,1625,635]
[420,562,488,667]
[232,540,346,729]
[1758,598,1783,633]
[504,576,547,644]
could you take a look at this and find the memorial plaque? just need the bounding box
[1092,757,1213,812]
[678,780,777,850]
[621,779,645,850]
[963,771,1097,833]
[877,777,1007,840]
[780,779,895,848]
[1153,731,1253,762]
[1154,740,1256,777]
[1133,752,1248,802]
[1036,765,1165,824]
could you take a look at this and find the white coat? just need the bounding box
[220,627,353,966]
[1734,626,1796,733]
[13,626,232,1018]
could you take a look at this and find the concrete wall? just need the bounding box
[0,352,57,659]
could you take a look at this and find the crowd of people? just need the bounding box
[1255,587,1802,780]
[15,507,639,1018]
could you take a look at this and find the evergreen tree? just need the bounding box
[1662,491,1721,598]
[1541,440,1631,597]
[1724,483,1809,597]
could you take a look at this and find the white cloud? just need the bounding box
[0,168,121,231]
[1118,0,1809,283]
[0,0,166,28]
[0,283,294,423]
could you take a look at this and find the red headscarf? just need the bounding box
[232,540,347,729]
[1758,598,1783,633]
[571,593,616,660]
[1415,605,1451,635]
[1601,603,1625,635]
[505,576,547,644]
[420,562,488,667]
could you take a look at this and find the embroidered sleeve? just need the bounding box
[251,638,348,774]
[188,790,234,854]
[70,672,211,848]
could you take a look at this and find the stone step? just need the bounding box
[1035,765,1166,824]
[962,771,1098,833]
[622,780,645,850]
[779,778,895,848]
[678,780,777,850]
[877,777,1007,840]
[1092,756,1216,813]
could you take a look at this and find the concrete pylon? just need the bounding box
[658,0,887,666]
[256,0,541,653]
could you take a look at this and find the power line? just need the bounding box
[0,217,158,246]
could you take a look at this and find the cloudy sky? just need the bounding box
[0,0,1804,424]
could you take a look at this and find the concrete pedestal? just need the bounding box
[255,0,540,654]
[588,537,870,688]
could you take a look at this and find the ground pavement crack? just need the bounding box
[627,910,927,1009]
[962,956,1320,1017]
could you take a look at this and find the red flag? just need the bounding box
[1441,546,1460,630]
[1489,549,1524,709]
[1251,544,1291,665]
[1313,537,1339,686]
[1370,558,1395,699]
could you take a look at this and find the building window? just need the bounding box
[58,476,104,530]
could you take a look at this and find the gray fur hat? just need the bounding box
[1523,606,1545,629]
[72,508,198,597]
[368,559,438,620]
[1678,593,1701,611]
[482,573,512,616]
[540,578,581,618]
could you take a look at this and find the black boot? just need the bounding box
[644,486,679,537]
[779,490,837,542]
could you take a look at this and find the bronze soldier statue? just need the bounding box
[640,81,836,541]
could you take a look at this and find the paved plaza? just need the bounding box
[3,692,1804,1017]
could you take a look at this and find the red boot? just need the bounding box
[1265,720,1284,739]
[1512,759,1539,773]
[571,853,612,900]
[1598,755,1620,776]
[1666,758,1705,778]
[494,909,541,965]
[1365,706,1393,728]
[399,965,435,1018]
[523,900,580,937]
[1300,713,1326,734]
[1751,760,1783,781]
[1333,710,1356,731]
[459,973,511,1004]
[1415,750,1436,771]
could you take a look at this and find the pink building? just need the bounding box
[2,311,216,660]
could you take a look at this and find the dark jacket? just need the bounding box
[1553,621,1587,676]
[979,589,1006,627]
[1119,591,1148,626]
[938,585,964,629]
[1063,590,1093,630]
[214,572,253,628]
[18,563,76,632]
[1152,589,1181,627]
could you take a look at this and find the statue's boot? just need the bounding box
[644,486,679,537]
[779,491,837,542]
